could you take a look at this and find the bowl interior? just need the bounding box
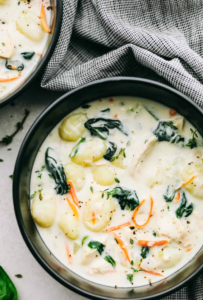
[0,0,62,108]
[13,78,203,300]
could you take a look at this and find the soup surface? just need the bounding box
[30,97,203,288]
[0,0,51,101]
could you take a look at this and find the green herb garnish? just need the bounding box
[144,106,159,121]
[101,108,110,113]
[21,52,35,59]
[15,274,23,278]
[163,186,176,202]
[104,255,116,268]
[69,138,86,158]
[90,186,93,193]
[5,59,24,71]
[153,231,156,237]
[186,128,198,149]
[130,238,134,245]
[114,178,120,183]
[81,236,89,246]
[141,247,149,259]
[88,241,105,255]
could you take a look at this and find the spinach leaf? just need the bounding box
[104,255,116,268]
[5,60,24,71]
[69,138,86,158]
[21,52,35,59]
[84,118,128,140]
[144,106,159,121]
[45,147,69,195]
[186,128,198,149]
[103,142,117,160]
[101,108,110,113]
[153,121,178,142]
[141,247,149,259]
[163,186,176,202]
[171,134,185,144]
[82,104,91,109]
[88,241,105,255]
[176,192,194,218]
[0,266,17,300]
[105,187,139,211]
[110,148,126,161]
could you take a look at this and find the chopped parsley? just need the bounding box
[90,186,93,193]
[81,236,89,246]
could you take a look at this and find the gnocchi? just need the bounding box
[92,166,115,186]
[64,162,85,191]
[59,211,79,240]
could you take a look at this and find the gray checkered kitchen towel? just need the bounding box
[42,1,203,298]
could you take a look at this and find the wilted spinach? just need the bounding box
[45,147,69,195]
[186,128,198,149]
[141,247,149,259]
[163,186,176,202]
[176,192,194,218]
[88,241,105,255]
[0,266,17,300]
[5,60,24,71]
[21,52,35,59]
[103,142,117,160]
[153,121,179,142]
[69,138,86,158]
[105,187,139,210]
[84,118,128,140]
[104,255,116,268]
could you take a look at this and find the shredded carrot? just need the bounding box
[105,222,131,232]
[0,77,19,82]
[66,198,79,218]
[169,109,176,116]
[66,246,73,264]
[137,240,169,247]
[182,175,196,186]
[40,4,51,33]
[92,212,96,225]
[68,181,80,208]
[109,98,114,102]
[113,232,131,263]
[140,267,163,277]
[186,248,192,253]
[174,191,181,203]
[132,197,153,228]
[36,52,41,56]
[114,114,118,119]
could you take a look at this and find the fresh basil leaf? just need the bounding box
[69,138,86,158]
[88,241,105,255]
[84,118,128,140]
[104,255,116,268]
[21,52,35,59]
[105,187,139,211]
[141,247,149,259]
[184,203,194,217]
[103,142,117,161]
[45,147,69,195]
[0,266,17,300]
[176,192,193,218]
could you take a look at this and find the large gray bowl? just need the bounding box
[13,77,203,299]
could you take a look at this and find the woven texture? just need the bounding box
[41,0,203,298]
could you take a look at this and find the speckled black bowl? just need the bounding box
[13,77,203,299]
[0,0,63,108]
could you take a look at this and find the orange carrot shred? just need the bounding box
[66,246,73,264]
[0,77,19,82]
[186,248,192,252]
[132,197,153,227]
[174,191,180,203]
[182,175,196,186]
[68,181,80,208]
[40,4,51,33]
[92,212,96,225]
[140,267,163,277]
[66,198,79,218]
[169,109,176,116]
[137,240,169,247]
[105,222,131,232]
[113,232,131,263]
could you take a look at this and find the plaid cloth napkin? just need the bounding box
[42,1,203,297]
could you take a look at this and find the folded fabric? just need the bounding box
[41,0,203,298]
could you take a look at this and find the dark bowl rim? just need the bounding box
[13,77,203,300]
[0,0,63,109]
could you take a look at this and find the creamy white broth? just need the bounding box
[30,97,203,288]
[0,0,51,100]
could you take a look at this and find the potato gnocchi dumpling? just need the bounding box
[152,247,182,269]
[71,139,106,167]
[59,211,79,240]
[181,162,203,198]
[16,11,44,41]
[0,0,7,4]
[83,193,115,232]
[31,194,56,228]
[92,166,115,186]
[64,162,85,191]
[59,113,88,142]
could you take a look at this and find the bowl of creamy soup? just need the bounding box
[0,0,62,108]
[13,77,203,299]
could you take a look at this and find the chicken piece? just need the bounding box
[140,256,157,271]
[0,33,15,58]
[155,208,190,247]
[172,116,184,132]
[88,259,114,275]
[130,135,157,175]
[81,247,98,265]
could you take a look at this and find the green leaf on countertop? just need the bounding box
[0,266,18,300]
